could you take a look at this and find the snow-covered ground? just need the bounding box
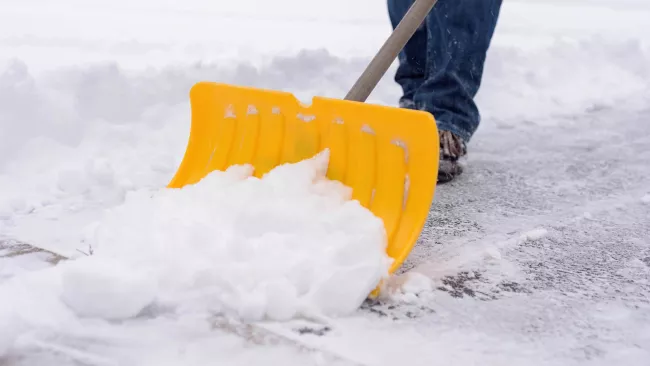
[1,0,649,365]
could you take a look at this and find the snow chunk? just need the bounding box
[382,272,433,303]
[401,272,433,294]
[519,227,549,243]
[60,257,157,320]
[625,258,647,269]
[641,194,650,204]
[0,310,24,356]
[483,246,502,261]
[75,149,391,321]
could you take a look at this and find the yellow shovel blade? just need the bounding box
[168,82,439,276]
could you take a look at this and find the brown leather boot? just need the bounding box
[438,130,467,183]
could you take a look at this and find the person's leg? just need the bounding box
[387,0,429,109]
[409,0,502,182]
[416,0,502,144]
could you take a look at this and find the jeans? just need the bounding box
[388,0,502,143]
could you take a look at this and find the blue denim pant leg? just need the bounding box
[387,0,502,143]
[387,0,429,110]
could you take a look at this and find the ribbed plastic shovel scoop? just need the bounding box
[167,0,440,286]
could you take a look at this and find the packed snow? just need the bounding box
[1,0,649,365]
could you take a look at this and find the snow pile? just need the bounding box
[8,150,389,324]
[0,150,392,356]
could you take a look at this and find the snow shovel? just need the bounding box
[168,0,440,281]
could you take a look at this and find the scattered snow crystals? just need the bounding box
[72,149,391,322]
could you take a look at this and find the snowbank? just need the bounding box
[2,35,650,225]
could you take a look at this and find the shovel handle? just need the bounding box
[345,0,438,103]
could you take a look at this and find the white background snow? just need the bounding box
[1,0,649,365]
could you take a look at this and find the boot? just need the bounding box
[438,130,466,183]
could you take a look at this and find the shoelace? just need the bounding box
[440,130,466,161]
